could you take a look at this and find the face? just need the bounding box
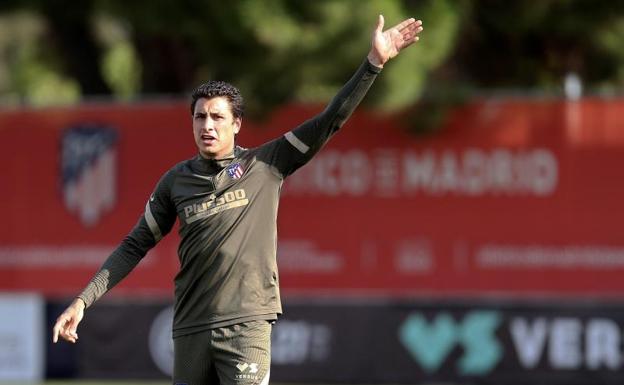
[192,96,241,159]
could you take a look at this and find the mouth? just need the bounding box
[200,134,217,145]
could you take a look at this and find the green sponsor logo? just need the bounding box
[399,311,503,375]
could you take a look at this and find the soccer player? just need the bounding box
[53,15,423,385]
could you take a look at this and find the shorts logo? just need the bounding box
[236,361,260,381]
[226,162,244,179]
[237,362,258,373]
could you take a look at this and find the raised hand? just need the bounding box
[367,15,423,68]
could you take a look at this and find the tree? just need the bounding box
[2,0,623,115]
[0,0,458,114]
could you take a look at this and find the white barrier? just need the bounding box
[0,293,44,382]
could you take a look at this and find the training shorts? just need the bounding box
[173,320,272,385]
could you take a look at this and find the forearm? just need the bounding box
[77,244,145,308]
[317,58,382,131]
[268,57,383,177]
[288,57,381,157]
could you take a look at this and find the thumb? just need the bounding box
[376,14,384,33]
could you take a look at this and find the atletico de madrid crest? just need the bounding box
[226,162,244,179]
[60,124,118,227]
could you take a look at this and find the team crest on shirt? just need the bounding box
[226,162,245,179]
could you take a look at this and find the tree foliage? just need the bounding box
[0,0,623,115]
[442,0,624,94]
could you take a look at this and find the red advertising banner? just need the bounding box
[1,99,623,298]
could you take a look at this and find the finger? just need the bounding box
[400,22,423,37]
[400,19,422,31]
[392,17,416,33]
[61,333,76,343]
[52,315,69,343]
[402,25,423,41]
[61,314,79,339]
[60,327,77,343]
[399,35,420,51]
[52,323,61,343]
[375,14,385,34]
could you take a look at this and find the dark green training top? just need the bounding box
[78,59,381,338]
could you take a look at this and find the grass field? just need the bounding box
[46,382,169,385]
[5,382,170,385]
[4,381,372,385]
[4,381,379,385]
[4,379,439,385]
[44,380,171,385]
[0,380,338,385]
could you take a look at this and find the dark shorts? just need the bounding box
[173,320,272,385]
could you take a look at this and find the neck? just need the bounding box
[199,147,236,160]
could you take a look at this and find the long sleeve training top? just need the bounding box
[77,59,382,337]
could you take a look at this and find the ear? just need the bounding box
[233,117,242,135]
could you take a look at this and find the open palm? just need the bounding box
[368,15,423,67]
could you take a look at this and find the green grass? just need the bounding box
[6,382,169,385]
[17,380,330,385]
[24,381,452,385]
[7,380,322,385]
[4,380,461,385]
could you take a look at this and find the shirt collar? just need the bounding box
[195,146,243,171]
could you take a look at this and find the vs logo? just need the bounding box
[399,311,503,375]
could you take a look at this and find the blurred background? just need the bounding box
[1,0,624,384]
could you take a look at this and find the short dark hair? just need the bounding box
[190,81,244,118]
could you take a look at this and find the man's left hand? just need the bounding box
[367,15,423,68]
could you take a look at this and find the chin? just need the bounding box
[197,147,217,158]
[200,152,217,159]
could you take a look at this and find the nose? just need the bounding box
[203,117,216,132]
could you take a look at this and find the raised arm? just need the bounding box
[261,15,423,177]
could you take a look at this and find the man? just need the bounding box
[53,14,423,385]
